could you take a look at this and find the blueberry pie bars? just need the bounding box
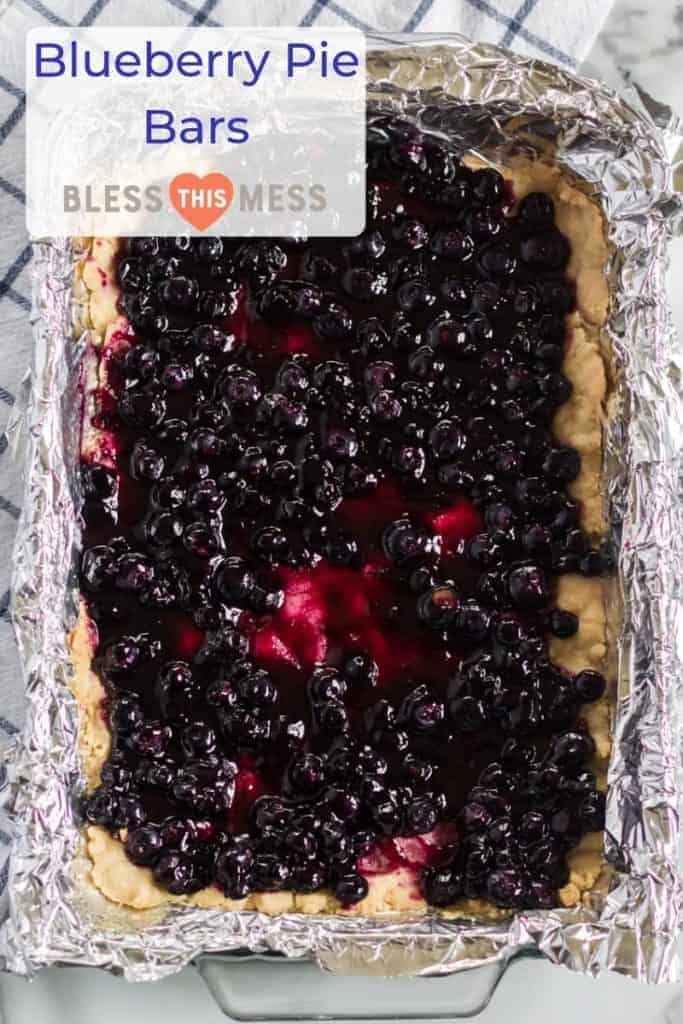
[73,127,613,916]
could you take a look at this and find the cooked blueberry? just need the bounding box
[111,553,153,594]
[367,792,401,834]
[538,278,574,314]
[115,795,146,830]
[153,852,202,895]
[393,217,429,249]
[251,854,290,890]
[389,138,426,171]
[128,721,171,758]
[578,790,606,831]
[126,825,163,866]
[322,426,359,463]
[111,696,144,737]
[182,521,219,558]
[546,609,578,639]
[324,533,360,567]
[118,389,167,430]
[215,847,254,899]
[145,510,182,546]
[235,240,287,285]
[195,626,249,665]
[83,786,118,826]
[347,230,387,265]
[518,191,555,229]
[315,700,350,737]
[382,519,430,563]
[391,315,422,353]
[252,526,290,563]
[342,651,379,690]
[450,696,486,732]
[181,720,217,757]
[341,266,389,302]
[161,360,194,391]
[580,549,607,575]
[428,419,466,461]
[191,324,235,354]
[259,281,320,320]
[402,795,439,835]
[364,699,396,736]
[480,244,518,279]
[463,835,494,881]
[470,168,505,206]
[186,479,224,515]
[455,601,491,642]
[220,368,262,407]
[493,615,525,648]
[81,464,116,503]
[526,840,569,887]
[507,564,548,610]
[215,558,256,605]
[369,389,403,422]
[549,731,595,771]
[538,374,573,411]
[467,206,503,241]
[286,753,326,796]
[417,585,460,629]
[521,232,570,270]
[174,758,236,814]
[438,174,472,209]
[323,786,360,824]
[313,303,353,341]
[101,636,143,675]
[160,275,198,309]
[522,525,553,559]
[397,278,436,313]
[156,661,197,721]
[421,864,462,906]
[237,669,278,708]
[518,810,548,844]
[334,872,368,905]
[486,868,527,907]
[356,316,389,356]
[289,861,326,892]
[528,878,556,908]
[430,229,474,262]
[427,315,472,357]
[574,669,606,702]
[399,685,445,734]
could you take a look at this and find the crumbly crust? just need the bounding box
[71,154,612,915]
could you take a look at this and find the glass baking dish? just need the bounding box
[196,952,517,1020]
[3,22,682,995]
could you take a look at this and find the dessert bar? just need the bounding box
[73,122,612,916]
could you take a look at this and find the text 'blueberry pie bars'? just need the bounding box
[72,125,613,917]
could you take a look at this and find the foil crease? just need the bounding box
[1,33,683,984]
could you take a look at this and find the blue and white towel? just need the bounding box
[0,0,614,895]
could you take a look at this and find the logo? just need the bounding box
[61,178,328,229]
[169,172,235,230]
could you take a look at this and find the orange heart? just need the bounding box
[169,172,235,231]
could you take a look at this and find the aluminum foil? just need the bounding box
[1,32,683,985]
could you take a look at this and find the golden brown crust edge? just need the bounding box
[71,154,612,916]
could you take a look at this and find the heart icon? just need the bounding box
[169,172,235,231]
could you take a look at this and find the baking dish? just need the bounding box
[1,31,682,989]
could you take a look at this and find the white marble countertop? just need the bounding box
[2,2,683,1020]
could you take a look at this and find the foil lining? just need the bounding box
[1,33,683,984]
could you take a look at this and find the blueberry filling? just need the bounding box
[81,124,607,910]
